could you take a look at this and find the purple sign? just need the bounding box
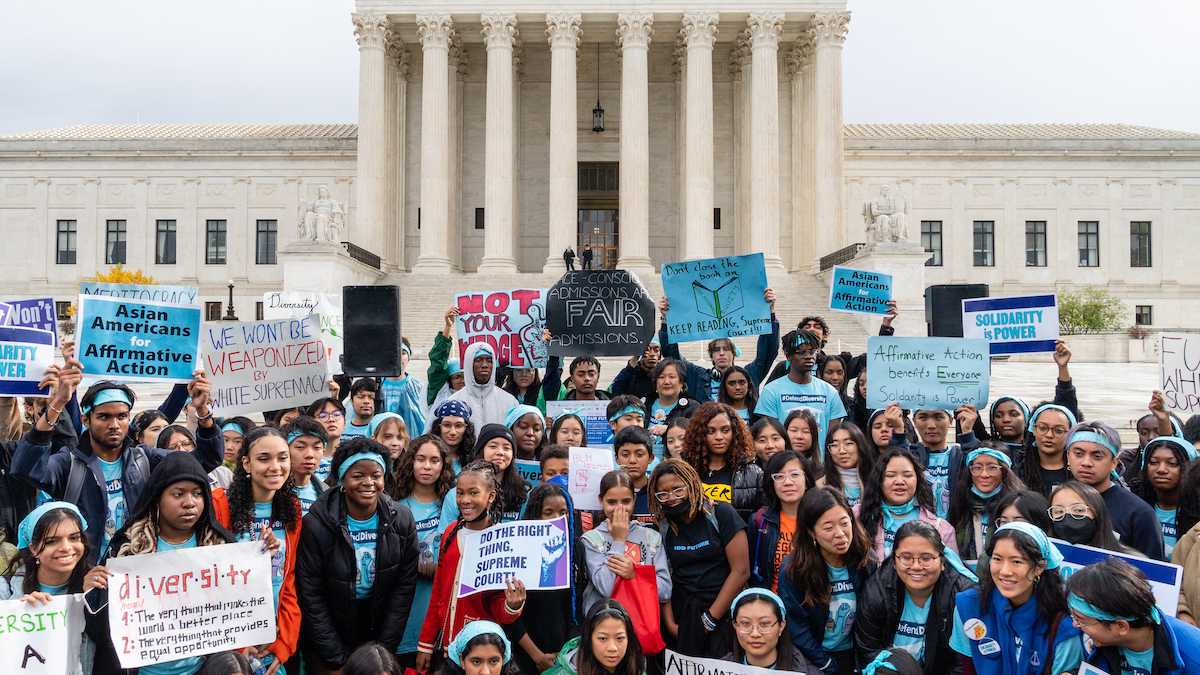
[456,516,570,596]
[7,298,57,346]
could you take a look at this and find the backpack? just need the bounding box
[64,446,151,506]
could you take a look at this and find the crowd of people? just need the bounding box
[3,287,1200,675]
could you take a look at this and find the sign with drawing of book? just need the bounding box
[660,253,771,343]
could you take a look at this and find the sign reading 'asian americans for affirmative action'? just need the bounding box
[866,336,990,411]
[76,295,201,383]
[828,266,893,315]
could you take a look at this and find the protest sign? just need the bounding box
[546,270,655,357]
[665,650,778,675]
[828,266,893,315]
[201,313,328,416]
[456,515,570,596]
[569,446,615,511]
[865,336,990,411]
[7,298,58,345]
[263,292,343,374]
[0,594,86,675]
[1078,664,1110,675]
[962,294,1058,355]
[76,295,200,384]
[547,400,613,447]
[515,459,542,486]
[1160,333,1200,414]
[455,289,548,368]
[0,326,56,396]
[81,282,199,306]
[661,254,771,342]
[107,541,275,669]
[1052,538,1182,615]
[0,302,11,325]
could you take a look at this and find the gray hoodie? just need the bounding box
[446,342,519,430]
[580,519,672,614]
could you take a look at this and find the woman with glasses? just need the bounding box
[307,397,347,482]
[817,422,875,508]
[649,458,749,658]
[856,448,957,561]
[723,589,822,674]
[748,450,815,591]
[1131,436,1197,558]
[1048,480,1135,554]
[946,444,1027,565]
[853,520,975,674]
[431,399,477,472]
[155,424,196,452]
[1015,403,1077,497]
[985,490,1052,539]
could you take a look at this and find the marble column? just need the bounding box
[787,41,806,271]
[616,13,655,275]
[681,12,718,262]
[731,35,752,256]
[798,38,817,271]
[448,36,466,270]
[478,14,520,273]
[748,12,785,272]
[809,11,850,261]
[352,13,390,258]
[673,35,688,257]
[385,36,409,271]
[544,13,582,274]
[413,14,453,272]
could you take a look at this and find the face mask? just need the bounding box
[1053,516,1097,545]
[662,501,691,520]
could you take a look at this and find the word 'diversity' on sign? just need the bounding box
[865,336,990,411]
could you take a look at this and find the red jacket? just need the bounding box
[212,488,302,664]
[417,520,522,655]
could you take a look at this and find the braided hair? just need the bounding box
[441,460,502,558]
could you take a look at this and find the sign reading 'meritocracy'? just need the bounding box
[77,296,201,383]
[865,336,990,411]
[661,254,771,342]
[546,270,655,357]
[81,282,199,306]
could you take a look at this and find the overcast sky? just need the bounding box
[3,0,1198,137]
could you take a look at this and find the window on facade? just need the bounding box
[1130,222,1152,268]
[106,220,127,265]
[206,220,227,265]
[255,302,264,321]
[578,163,619,192]
[714,208,721,230]
[206,302,223,322]
[55,301,71,321]
[1025,221,1047,267]
[921,221,942,267]
[56,220,77,265]
[475,208,485,230]
[256,220,277,265]
[1078,221,1100,267]
[1135,305,1153,325]
[156,220,177,265]
[973,221,995,267]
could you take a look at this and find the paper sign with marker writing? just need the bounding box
[569,446,615,511]
[7,298,59,345]
[546,270,656,357]
[664,650,779,675]
[0,594,86,675]
[661,254,771,342]
[962,294,1058,354]
[547,400,613,446]
[1160,333,1200,414]
[455,289,548,368]
[1052,538,1181,616]
[828,266,893,315]
[107,541,276,669]
[0,326,56,396]
[201,313,328,416]
[76,295,201,384]
[80,282,199,306]
[865,336,990,411]
[456,516,570,597]
[263,292,343,374]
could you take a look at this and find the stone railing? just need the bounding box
[342,241,381,270]
[819,242,865,271]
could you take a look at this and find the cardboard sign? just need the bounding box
[661,254,771,342]
[547,400,613,447]
[569,446,615,511]
[76,295,201,384]
[546,270,656,357]
[828,266,893,315]
[515,459,542,486]
[1052,538,1182,616]
[6,298,58,345]
[1160,333,1200,414]
[263,292,343,374]
[107,541,276,669]
[962,294,1059,355]
[665,650,779,675]
[456,516,570,596]
[455,289,549,368]
[865,336,990,411]
[0,326,56,396]
[201,314,328,416]
[80,282,199,306]
[0,594,86,675]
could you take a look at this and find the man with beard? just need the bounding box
[611,337,662,401]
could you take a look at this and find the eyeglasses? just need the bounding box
[1069,611,1103,628]
[316,410,344,421]
[653,487,688,501]
[895,554,940,569]
[772,471,805,484]
[993,515,1028,527]
[735,620,779,634]
[969,464,1002,476]
[167,439,195,451]
[1033,423,1068,438]
[1048,504,1090,521]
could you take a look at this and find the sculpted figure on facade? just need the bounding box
[862,184,910,244]
[298,185,346,243]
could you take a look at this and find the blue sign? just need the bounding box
[76,295,201,383]
[962,294,1059,355]
[661,253,771,343]
[828,266,892,315]
[547,400,613,446]
[6,298,58,345]
[0,326,56,396]
[865,336,990,411]
[1052,538,1182,614]
[80,282,199,306]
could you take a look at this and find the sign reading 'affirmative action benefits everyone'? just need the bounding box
[661,254,771,342]
[202,313,329,416]
[865,336,990,411]
[546,270,656,357]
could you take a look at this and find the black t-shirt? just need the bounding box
[701,466,735,505]
[1040,465,1068,493]
[632,484,657,529]
[664,501,746,596]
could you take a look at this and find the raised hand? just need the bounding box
[504,578,527,610]
[955,403,979,432]
[882,300,899,327]
[609,504,630,543]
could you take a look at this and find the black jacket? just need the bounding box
[729,463,765,521]
[853,560,975,675]
[296,487,419,669]
[611,362,656,401]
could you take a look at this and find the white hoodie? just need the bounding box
[446,342,519,431]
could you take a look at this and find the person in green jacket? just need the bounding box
[429,307,467,409]
[545,600,645,675]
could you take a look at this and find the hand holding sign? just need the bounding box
[505,578,527,611]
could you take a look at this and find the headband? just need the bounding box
[337,452,386,481]
[287,429,323,445]
[1068,593,1161,625]
[1030,404,1077,429]
[82,388,133,415]
[1067,430,1120,458]
[18,502,87,550]
[448,620,512,666]
[448,360,463,376]
[473,344,496,359]
[550,407,584,420]
[504,405,544,430]
[862,651,899,675]
[732,588,786,618]
[367,412,404,438]
[1143,435,1200,466]
[434,399,473,421]
[608,405,646,423]
[996,522,1063,570]
[991,396,1030,422]
[402,342,411,356]
[648,335,660,347]
[221,422,245,435]
[966,448,1012,468]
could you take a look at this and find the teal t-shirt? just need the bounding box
[650,400,677,427]
[101,458,126,558]
[234,502,287,608]
[753,377,847,456]
[1119,646,1154,675]
[1155,505,1178,558]
[822,564,856,652]
[892,592,930,664]
[39,582,68,595]
[315,456,333,483]
[924,449,952,518]
[734,407,750,422]
[296,482,319,515]
[397,496,442,653]
[143,534,203,675]
[349,513,379,599]
[342,421,370,439]
[844,485,861,508]
[882,509,920,557]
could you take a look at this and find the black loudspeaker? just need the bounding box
[925,284,989,337]
[342,285,402,377]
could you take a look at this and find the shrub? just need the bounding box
[1058,286,1127,335]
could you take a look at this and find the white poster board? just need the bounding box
[0,594,86,675]
[455,516,571,596]
[1160,332,1200,414]
[665,650,778,675]
[263,292,343,374]
[568,446,615,511]
[201,313,329,415]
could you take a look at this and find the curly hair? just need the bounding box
[648,458,710,534]
[440,460,503,559]
[434,415,477,469]
[680,402,755,475]
[858,448,935,546]
[329,437,392,488]
[225,427,302,538]
[391,434,455,501]
[1132,437,1193,506]
[1017,401,1081,496]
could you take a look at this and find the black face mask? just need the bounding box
[662,501,691,520]
[1053,516,1097,545]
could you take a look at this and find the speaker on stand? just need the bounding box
[342,285,402,377]
[925,284,989,337]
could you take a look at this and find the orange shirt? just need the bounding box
[772,513,797,593]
